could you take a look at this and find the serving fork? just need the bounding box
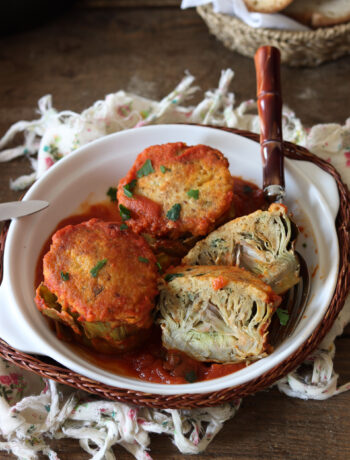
[254,45,310,345]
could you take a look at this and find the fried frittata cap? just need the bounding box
[117,143,234,239]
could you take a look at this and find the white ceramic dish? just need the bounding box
[0,124,340,395]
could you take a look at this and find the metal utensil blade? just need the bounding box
[0,200,49,220]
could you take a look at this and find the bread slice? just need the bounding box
[244,0,294,14]
[283,0,350,27]
[158,265,281,363]
[183,203,300,295]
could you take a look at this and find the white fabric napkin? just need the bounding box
[0,70,349,459]
[181,0,309,30]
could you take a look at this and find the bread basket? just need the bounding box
[0,126,349,409]
[197,4,350,67]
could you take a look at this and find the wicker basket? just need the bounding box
[197,4,350,67]
[1,126,350,409]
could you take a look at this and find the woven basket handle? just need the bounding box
[0,221,10,285]
[254,46,285,203]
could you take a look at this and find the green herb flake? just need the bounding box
[302,243,307,248]
[156,261,162,272]
[90,259,108,278]
[166,203,181,221]
[107,187,117,202]
[138,256,149,264]
[137,159,154,178]
[185,370,197,383]
[243,185,253,195]
[120,223,128,230]
[119,204,131,221]
[276,308,289,326]
[164,273,184,282]
[160,165,171,174]
[123,179,137,198]
[187,189,199,200]
[210,238,226,248]
[60,272,70,281]
[123,187,133,198]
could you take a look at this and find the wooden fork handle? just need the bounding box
[254,46,285,202]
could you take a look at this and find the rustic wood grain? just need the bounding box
[1,1,350,458]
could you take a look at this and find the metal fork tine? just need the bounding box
[287,252,310,334]
[271,252,310,347]
[270,288,293,346]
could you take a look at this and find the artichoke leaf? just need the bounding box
[37,283,81,335]
[83,321,129,342]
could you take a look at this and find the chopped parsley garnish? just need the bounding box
[187,189,199,200]
[243,185,253,195]
[302,243,307,248]
[138,256,149,264]
[160,165,171,174]
[210,238,225,248]
[185,370,197,383]
[123,179,137,198]
[119,204,131,221]
[107,186,117,202]
[164,273,184,282]
[60,272,70,281]
[156,261,162,272]
[276,308,289,326]
[166,203,181,221]
[120,223,128,230]
[137,159,154,178]
[90,259,107,278]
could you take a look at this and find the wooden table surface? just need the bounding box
[1,1,350,458]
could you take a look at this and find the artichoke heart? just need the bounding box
[183,203,300,294]
[158,266,281,363]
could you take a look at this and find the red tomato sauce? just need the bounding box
[35,177,265,384]
[69,327,246,384]
[232,177,266,217]
[212,276,229,291]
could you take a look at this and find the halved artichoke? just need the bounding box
[158,265,281,363]
[183,203,300,294]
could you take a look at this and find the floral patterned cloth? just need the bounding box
[0,70,350,459]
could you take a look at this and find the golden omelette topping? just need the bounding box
[38,219,158,326]
[117,142,234,238]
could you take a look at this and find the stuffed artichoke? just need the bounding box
[158,265,281,363]
[35,219,159,353]
[183,203,300,294]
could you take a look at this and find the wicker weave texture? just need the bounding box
[197,5,350,67]
[0,127,349,408]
